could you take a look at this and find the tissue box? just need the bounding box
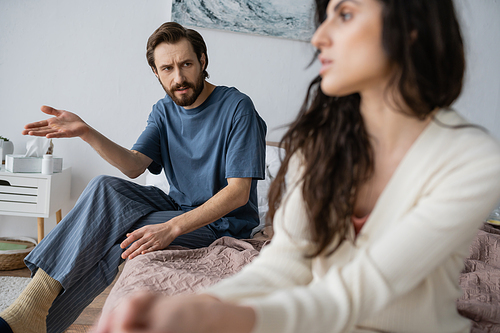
[5,155,63,173]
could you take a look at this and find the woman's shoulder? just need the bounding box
[430,109,500,159]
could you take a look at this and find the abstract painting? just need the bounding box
[171,0,315,42]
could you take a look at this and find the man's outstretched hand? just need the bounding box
[23,105,89,139]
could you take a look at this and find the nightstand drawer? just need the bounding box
[0,175,49,215]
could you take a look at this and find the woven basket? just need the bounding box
[0,237,37,271]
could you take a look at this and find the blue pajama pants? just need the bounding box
[23,175,219,333]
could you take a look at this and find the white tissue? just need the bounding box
[25,137,51,157]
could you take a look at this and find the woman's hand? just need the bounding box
[23,105,90,139]
[93,292,256,333]
[120,221,181,260]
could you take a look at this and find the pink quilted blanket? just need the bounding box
[102,237,267,314]
[458,223,500,332]
[103,225,500,332]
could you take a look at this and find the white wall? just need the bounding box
[1,0,499,239]
[453,0,500,128]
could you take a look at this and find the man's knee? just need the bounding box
[87,175,124,189]
[83,175,132,198]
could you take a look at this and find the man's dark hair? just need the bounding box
[146,22,209,79]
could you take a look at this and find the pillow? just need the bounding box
[145,169,170,194]
[254,145,284,235]
[144,144,284,236]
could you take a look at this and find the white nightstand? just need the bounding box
[0,167,71,243]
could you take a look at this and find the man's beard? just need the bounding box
[161,71,205,107]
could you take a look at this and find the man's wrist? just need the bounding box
[165,216,185,239]
[79,124,94,143]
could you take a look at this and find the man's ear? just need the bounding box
[152,67,159,78]
[200,54,206,71]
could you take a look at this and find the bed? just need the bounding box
[102,144,500,331]
[458,223,500,332]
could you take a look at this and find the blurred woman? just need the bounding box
[95,0,500,332]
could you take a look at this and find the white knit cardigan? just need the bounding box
[206,110,500,333]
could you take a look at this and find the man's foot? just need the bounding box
[0,269,61,333]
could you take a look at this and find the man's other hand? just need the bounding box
[120,221,182,259]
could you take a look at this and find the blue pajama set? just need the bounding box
[23,86,267,333]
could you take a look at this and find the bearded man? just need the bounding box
[0,22,266,333]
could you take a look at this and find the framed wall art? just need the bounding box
[171,0,315,42]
